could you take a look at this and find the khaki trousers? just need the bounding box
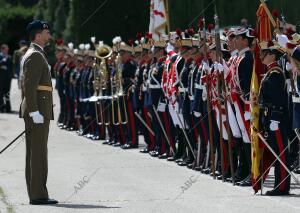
[24,116,49,200]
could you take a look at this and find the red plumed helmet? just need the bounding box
[207,24,214,33]
[188,28,195,37]
[128,39,134,46]
[176,28,182,37]
[198,18,204,30]
[136,32,142,41]
[145,32,152,39]
[271,9,279,19]
[55,39,64,45]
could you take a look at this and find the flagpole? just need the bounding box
[164,0,170,33]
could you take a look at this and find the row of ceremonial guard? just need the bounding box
[53,25,300,196]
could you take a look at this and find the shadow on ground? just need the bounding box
[50,203,121,209]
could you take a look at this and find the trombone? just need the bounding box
[92,59,104,125]
[94,44,113,126]
[115,53,128,124]
[110,52,128,126]
[111,75,118,125]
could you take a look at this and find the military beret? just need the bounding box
[26,20,49,33]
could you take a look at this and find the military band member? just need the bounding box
[119,42,138,148]
[107,41,123,145]
[61,47,75,129]
[73,49,84,133]
[54,44,67,126]
[62,48,76,130]
[85,50,101,140]
[80,48,96,139]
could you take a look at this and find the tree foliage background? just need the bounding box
[1,0,300,53]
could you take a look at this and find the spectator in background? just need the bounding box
[241,18,249,27]
[13,39,28,78]
[0,44,13,113]
[18,45,29,99]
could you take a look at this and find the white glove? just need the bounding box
[244,111,251,121]
[286,62,292,71]
[170,95,177,104]
[217,63,224,72]
[30,111,44,124]
[202,87,207,101]
[194,111,201,117]
[157,102,166,112]
[213,63,218,71]
[269,120,279,131]
[203,62,210,71]
[276,34,289,48]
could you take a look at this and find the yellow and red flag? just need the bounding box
[251,2,273,193]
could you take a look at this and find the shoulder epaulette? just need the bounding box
[268,66,283,75]
[270,70,281,74]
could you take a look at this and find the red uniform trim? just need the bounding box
[143,108,155,150]
[162,111,175,149]
[127,100,137,145]
[275,129,287,192]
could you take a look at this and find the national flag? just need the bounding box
[251,2,273,193]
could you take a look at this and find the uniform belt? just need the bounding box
[37,85,53,92]
[179,88,188,93]
[259,103,284,112]
[195,84,205,90]
[149,84,161,89]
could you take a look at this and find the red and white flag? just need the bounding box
[149,0,167,41]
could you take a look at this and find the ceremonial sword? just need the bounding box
[0,130,25,154]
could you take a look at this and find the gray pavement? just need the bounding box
[0,79,300,213]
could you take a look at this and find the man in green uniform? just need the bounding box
[19,20,58,205]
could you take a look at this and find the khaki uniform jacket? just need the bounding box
[19,43,54,120]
